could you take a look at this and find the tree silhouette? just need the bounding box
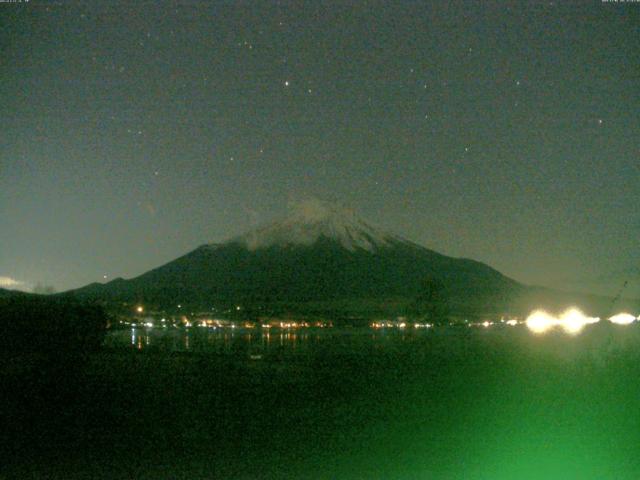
[408,276,450,324]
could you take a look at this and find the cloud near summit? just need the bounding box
[0,276,25,289]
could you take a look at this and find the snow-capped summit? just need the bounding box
[232,198,396,252]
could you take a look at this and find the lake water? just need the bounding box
[5,323,640,479]
[105,322,640,362]
[106,325,464,355]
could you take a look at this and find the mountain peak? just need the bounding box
[230,198,396,252]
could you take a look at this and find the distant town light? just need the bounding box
[136,306,144,313]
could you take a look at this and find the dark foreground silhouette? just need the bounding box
[0,295,107,465]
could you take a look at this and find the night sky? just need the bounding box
[1,1,638,296]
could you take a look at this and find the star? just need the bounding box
[598,119,603,125]
[284,80,290,87]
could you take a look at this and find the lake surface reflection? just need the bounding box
[106,325,434,356]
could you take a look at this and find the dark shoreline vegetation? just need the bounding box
[0,295,107,357]
[64,274,640,324]
[2,295,640,479]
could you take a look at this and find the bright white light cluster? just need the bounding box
[525,308,600,335]
[526,310,559,334]
[560,308,600,334]
[608,313,636,325]
[526,308,640,334]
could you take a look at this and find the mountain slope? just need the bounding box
[68,199,525,316]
